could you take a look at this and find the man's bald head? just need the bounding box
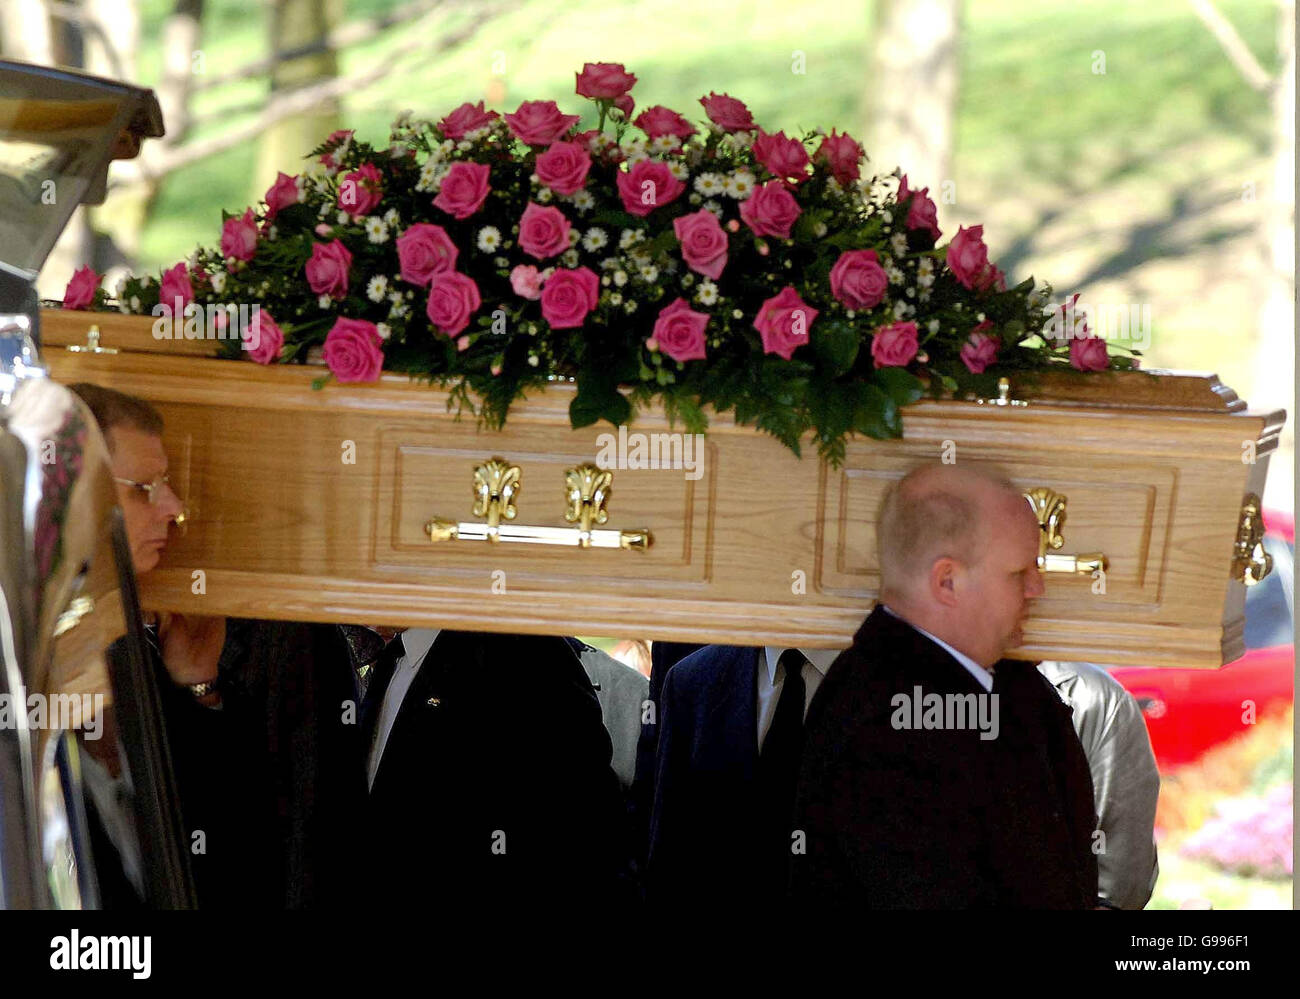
[877,463,1021,603]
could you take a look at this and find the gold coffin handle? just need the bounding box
[1023,487,1107,575]
[65,324,118,355]
[1231,493,1272,585]
[424,458,652,552]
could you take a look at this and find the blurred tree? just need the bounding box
[863,0,962,194]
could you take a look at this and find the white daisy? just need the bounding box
[624,300,638,314]
[336,210,351,225]
[696,280,719,306]
[891,232,908,256]
[651,134,681,154]
[582,227,609,252]
[376,322,392,341]
[732,308,744,319]
[639,264,659,283]
[681,273,695,287]
[367,275,389,302]
[567,228,582,247]
[365,217,389,243]
[536,187,554,204]
[562,248,581,268]
[383,208,400,227]
[477,226,502,252]
[572,189,595,212]
[693,172,724,196]
[609,292,623,306]
[703,199,723,216]
[612,270,628,287]
[666,160,689,180]
[724,171,755,199]
[456,140,472,152]
[618,229,641,250]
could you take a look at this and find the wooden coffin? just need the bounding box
[41,309,1285,668]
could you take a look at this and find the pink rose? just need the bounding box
[510,264,545,300]
[264,172,300,220]
[322,318,384,383]
[221,208,259,262]
[540,266,599,329]
[304,239,353,299]
[829,249,888,311]
[945,224,995,291]
[426,270,481,338]
[905,187,941,241]
[575,62,637,99]
[439,101,499,139]
[535,140,592,195]
[633,105,695,142]
[815,129,864,185]
[673,209,729,279]
[62,265,100,310]
[960,322,999,374]
[504,100,581,145]
[699,92,755,132]
[752,129,810,184]
[753,286,818,360]
[518,202,572,260]
[338,162,383,217]
[650,298,709,362]
[1069,335,1109,372]
[613,94,635,116]
[245,309,284,365]
[739,180,801,239]
[433,161,491,219]
[615,160,686,217]
[396,223,458,287]
[871,321,919,368]
[160,262,194,310]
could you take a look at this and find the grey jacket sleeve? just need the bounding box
[1038,661,1161,909]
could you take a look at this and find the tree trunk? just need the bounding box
[254,0,343,201]
[0,0,53,62]
[863,0,962,193]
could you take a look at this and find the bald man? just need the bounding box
[790,463,1100,908]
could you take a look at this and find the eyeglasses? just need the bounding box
[114,474,190,530]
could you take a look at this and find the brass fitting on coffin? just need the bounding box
[1231,493,1272,585]
[424,458,652,551]
[1023,487,1108,575]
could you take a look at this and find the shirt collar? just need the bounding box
[762,646,840,686]
[397,628,440,666]
[879,605,994,693]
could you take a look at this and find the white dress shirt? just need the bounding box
[367,628,440,789]
[880,604,993,692]
[757,646,841,749]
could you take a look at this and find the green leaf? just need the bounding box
[874,366,924,409]
[570,375,631,428]
[811,319,860,377]
[853,384,900,439]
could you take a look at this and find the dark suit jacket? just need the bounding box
[361,629,631,907]
[791,606,1099,908]
[646,643,776,904]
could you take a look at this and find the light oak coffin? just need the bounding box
[42,310,1285,667]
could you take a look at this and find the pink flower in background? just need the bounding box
[575,62,637,99]
[505,100,581,145]
[322,317,383,383]
[160,262,194,310]
[540,266,599,328]
[906,187,942,241]
[650,298,709,362]
[739,180,801,238]
[753,286,818,359]
[264,172,300,219]
[518,202,572,259]
[615,160,686,216]
[946,224,993,291]
[535,140,592,195]
[338,162,383,217]
[396,223,458,286]
[438,101,499,139]
[613,94,635,116]
[62,265,100,310]
[633,105,695,142]
[509,264,545,300]
[221,208,259,262]
[829,249,887,310]
[304,239,353,299]
[814,130,864,185]
[318,129,354,170]
[426,270,481,337]
[871,321,919,368]
[433,161,491,219]
[960,321,999,373]
[699,92,755,132]
[1069,334,1109,372]
[245,309,284,364]
[752,129,810,184]
[673,209,729,279]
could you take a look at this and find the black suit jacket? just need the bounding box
[791,606,1099,908]
[361,629,631,907]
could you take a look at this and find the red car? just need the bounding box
[1109,511,1294,772]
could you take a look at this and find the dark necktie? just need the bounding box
[760,649,807,885]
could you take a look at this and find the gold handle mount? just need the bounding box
[1023,486,1107,575]
[1231,493,1272,585]
[425,459,652,552]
